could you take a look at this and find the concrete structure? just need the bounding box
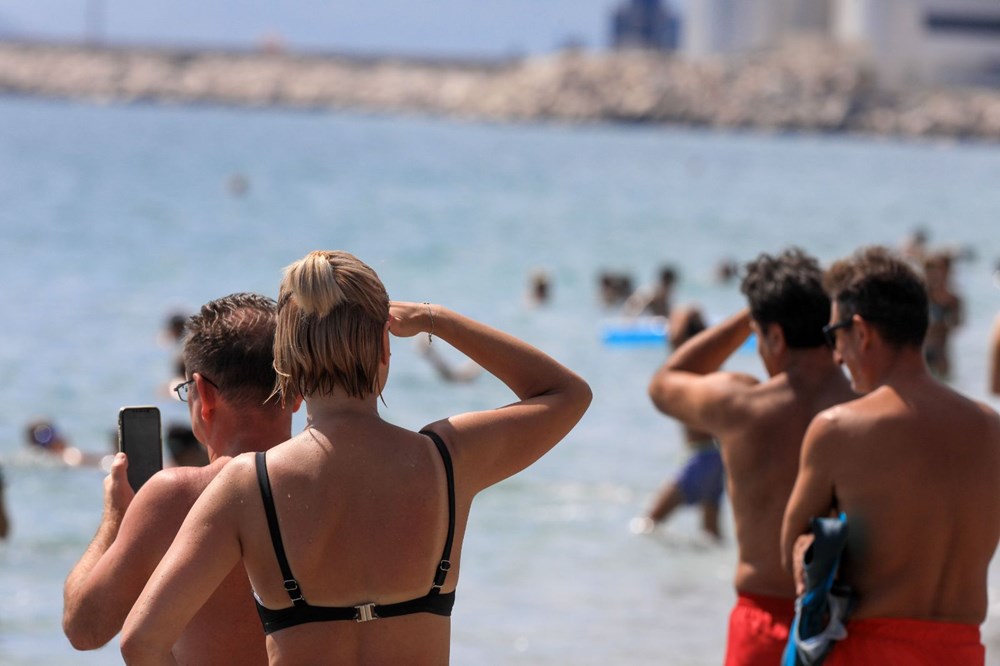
[681,0,1000,87]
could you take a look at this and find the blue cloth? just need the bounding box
[676,444,724,506]
[782,513,854,666]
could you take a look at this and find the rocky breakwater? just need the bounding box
[1,40,999,140]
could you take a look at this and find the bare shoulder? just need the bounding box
[702,371,762,405]
[142,458,248,512]
[138,463,221,511]
[972,399,1000,435]
[801,398,868,453]
[814,398,863,426]
[720,371,761,390]
[208,452,260,495]
[115,465,215,538]
[936,384,1000,428]
[803,403,849,445]
[689,371,762,421]
[973,398,1000,419]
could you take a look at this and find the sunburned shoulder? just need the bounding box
[143,460,226,493]
[136,463,223,511]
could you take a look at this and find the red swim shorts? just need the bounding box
[723,592,795,666]
[825,617,984,666]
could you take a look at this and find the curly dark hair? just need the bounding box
[740,248,829,349]
[823,246,928,348]
[182,293,280,407]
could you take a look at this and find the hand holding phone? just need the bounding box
[118,406,163,492]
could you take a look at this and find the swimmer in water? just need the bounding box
[25,420,110,467]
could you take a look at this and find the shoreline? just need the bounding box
[2,39,999,141]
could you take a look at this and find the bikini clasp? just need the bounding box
[355,602,378,623]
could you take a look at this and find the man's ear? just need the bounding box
[765,322,787,353]
[193,372,217,421]
[853,314,873,350]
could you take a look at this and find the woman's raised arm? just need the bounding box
[390,302,592,492]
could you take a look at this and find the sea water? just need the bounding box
[0,97,998,665]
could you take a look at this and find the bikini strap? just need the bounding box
[254,451,307,606]
[420,430,455,595]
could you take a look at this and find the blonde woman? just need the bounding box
[122,250,591,665]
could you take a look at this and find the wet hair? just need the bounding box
[274,251,390,400]
[824,246,928,348]
[183,293,280,407]
[740,248,829,349]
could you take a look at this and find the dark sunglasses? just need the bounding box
[822,319,854,348]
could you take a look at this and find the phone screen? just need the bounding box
[118,406,163,492]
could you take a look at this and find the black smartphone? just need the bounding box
[118,406,163,492]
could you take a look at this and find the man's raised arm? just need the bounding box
[647,308,758,434]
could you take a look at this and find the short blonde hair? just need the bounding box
[274,251,390,400]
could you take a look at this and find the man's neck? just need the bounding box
[867,345,931,394]
[778,347,844,387]
[205,410,291,460]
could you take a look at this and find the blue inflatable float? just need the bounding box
[601,317,757,351]
[601,317,669,346]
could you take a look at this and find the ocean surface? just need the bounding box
[0,96,999,665]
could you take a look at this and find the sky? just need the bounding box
[0,1,683,57]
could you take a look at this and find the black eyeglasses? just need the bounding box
[822,319,854,348]
[173,375,218,402]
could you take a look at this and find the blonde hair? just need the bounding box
[274,251,390,400]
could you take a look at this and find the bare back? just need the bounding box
[235,423,471,665]
[128,461,269,665]
[720,369,855,597]
[825,383,1000,622]
[166,464,269,665]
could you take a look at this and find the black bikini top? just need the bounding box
[253,430,456,634]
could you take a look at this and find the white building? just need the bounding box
[681,0,1000,87]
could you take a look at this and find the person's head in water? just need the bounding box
[668,306,707,351]
[529,269,551,305]
[658,266,678,290]
[274,251,391,402]
[165,425,209,467]
[165,312,187,342]
[25,419,68,452]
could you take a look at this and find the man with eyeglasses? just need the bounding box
[63,293,299,664]
[648,248,854,666]
[782,246,1000,665]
